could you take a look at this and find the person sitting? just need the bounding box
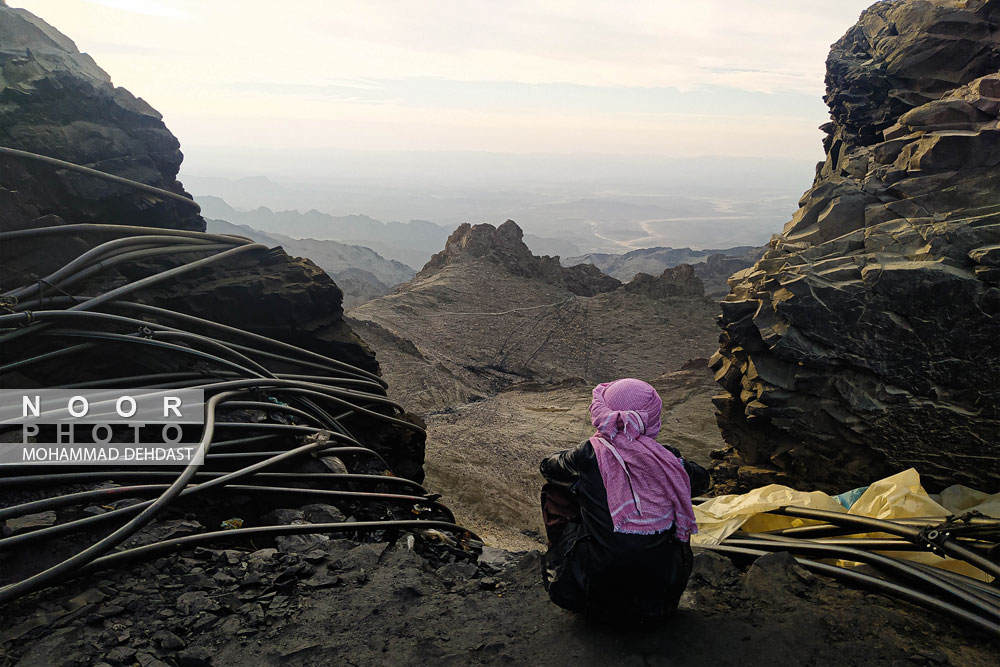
[539,378,709,622]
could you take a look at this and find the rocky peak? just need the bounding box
[712,0,1000,492]
[623,264,705,300]
[417,220,620,297]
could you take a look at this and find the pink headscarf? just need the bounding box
[589,378,697,539]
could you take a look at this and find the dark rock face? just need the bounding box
[0,5,201,231]
[712,0,1000,492]
[0,6,423,477]
[418,220,621,296]
[623,264,705,300]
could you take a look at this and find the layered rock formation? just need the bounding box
[712,0,1000,491]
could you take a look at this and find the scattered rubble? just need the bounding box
[2,536,996,666]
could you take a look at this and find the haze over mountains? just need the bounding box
[187,153,810,259]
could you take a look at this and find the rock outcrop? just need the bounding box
[418,220,621,297]
[0,4,201,231]
[623,264,705,300]
[712,0,1000,492]
[0,4,425,478]
[565,246,764,297]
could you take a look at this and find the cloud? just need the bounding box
[81,0,189,20]
[11,0,878,163]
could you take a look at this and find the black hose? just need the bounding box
[770,506,1000,581]
[0,223,459,607]
[0,484,453,524]
[0,437,383,550]
[0,147,203,212]
[724,536,1000,621]
[2,298,387,388]
[0,470,426,493]
[0,390,241,604]
[696,544,1000,639]
[4,235,223,297]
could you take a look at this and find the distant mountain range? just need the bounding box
[199,195,583,269]
[199,196,449,270]
[204,193,763,303]
[204,217,415,308]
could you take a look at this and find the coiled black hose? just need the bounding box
[0,215,470,606]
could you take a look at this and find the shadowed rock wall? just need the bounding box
[712,0,1000,491]
[0,4,427,479]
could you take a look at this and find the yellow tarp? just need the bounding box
[692,468,999,582]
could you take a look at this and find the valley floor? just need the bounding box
[423,368,724,550]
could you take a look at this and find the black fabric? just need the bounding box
[539,439,707,620]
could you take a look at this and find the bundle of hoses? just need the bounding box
[0,147,478,605]
[692,501,1000,639]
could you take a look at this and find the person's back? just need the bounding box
[539,378,709,622]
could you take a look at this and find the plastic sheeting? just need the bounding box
[693,468,999,581]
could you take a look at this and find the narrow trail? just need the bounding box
[432,297,575,317]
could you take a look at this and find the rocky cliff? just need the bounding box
[712,0,1000,492]
[0,4,424,477]
[0,4,201,231]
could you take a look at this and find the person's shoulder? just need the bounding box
[573,438,596,461]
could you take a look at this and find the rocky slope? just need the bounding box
[205,218,416,307]
[712,0,1000,492]
[350,220,720,414]
[350,221,725,547]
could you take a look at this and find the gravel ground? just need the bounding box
[1,533,995,667]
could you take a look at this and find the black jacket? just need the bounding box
[538,439,709,619]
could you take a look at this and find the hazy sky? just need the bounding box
[13,0,878,176]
